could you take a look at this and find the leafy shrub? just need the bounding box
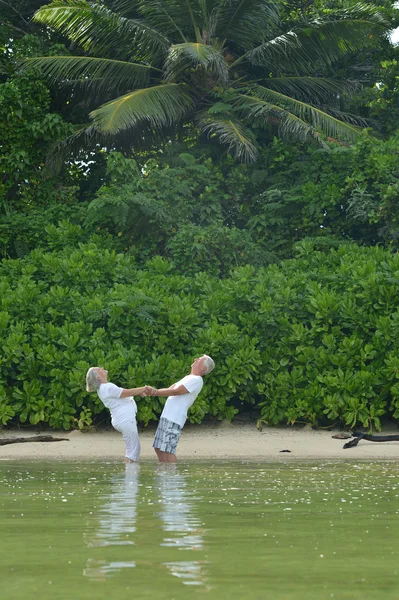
[83,135,399,278]
[1,233,399,430]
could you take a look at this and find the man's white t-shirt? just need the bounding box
[97,382,137,424]
[160,374,203,427]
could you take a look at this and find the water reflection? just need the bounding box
[84,464,139,580]
[156,464,208,586]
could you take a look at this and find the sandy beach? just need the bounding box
[1,421,399,461]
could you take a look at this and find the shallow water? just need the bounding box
[1,461,399,600]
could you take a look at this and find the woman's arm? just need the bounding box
[120,386,156,398]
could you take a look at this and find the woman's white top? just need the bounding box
[97,382,137,424]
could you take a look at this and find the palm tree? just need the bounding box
[26,0,389,162]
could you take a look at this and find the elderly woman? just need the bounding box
[86,367,154,463]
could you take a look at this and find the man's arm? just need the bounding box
[154,385,189,397]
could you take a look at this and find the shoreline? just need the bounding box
[1,422,399,461]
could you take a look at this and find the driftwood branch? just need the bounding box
[0,435,69,446]
[344,432,399,449]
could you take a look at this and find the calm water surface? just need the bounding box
[1,461,399,600]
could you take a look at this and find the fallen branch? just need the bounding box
[0,435,69,446]
[343,431,399,449]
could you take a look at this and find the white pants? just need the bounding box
[112,418,141,462]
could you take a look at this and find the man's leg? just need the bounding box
[155,448,176,463]
[166,452,177,463]
[154,447,163,461]
[153,418,181,462]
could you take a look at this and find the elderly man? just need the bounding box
[152,354,215,463]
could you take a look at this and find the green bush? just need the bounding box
[1,232,399,431]
[83,135,399,278]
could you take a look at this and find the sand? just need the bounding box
[1,421,399,461]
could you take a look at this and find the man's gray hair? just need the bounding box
[86,367,101,392]
[203,355,215,375]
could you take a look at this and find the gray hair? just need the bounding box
[203,355,215,375]
[86,367,102,392]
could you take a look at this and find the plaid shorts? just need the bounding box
[153,417,182,454]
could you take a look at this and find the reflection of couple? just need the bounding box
[84,465,207,587]
[86,355,214,463]
[157,465,208,586]
[83,464,140,580]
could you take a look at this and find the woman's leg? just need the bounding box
[115,420,141,462]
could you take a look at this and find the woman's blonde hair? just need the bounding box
[86,367,102,392]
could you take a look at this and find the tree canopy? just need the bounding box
[26,0,391,161]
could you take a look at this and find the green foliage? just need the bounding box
[86,150,276,270]
[0,25,93,259]
[1,1,399,436]
[83,133,399,274]
[28,0,392,160]
[166,223,271,277]
[365,59,399,135]
[0,70,73,210]
[1,235,399,431]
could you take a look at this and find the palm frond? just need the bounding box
[109,0,140,17]
[236,86,364,143]
[184,0,202,42]
[33,1,169,62]
[295,15,389,67]
[137,0,192,42]
[90,83,194,133]
[45,120,178,172]
[244,98,328,146]
[319,107,371,128]
[315,2,389,28]
[164,42,229,85]
[197,111,258,162]
[21,56,155,92]
[291,4,389,68]
[264,77,356,104]
[236,3,388,69]
[216,0,280,47]
[197,0,215,24]
[230,31,301,69]
[137,1,219,41]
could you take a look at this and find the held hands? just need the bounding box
[139,385,157,397]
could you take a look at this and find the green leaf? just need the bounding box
[263,77,355,105]
[295,6,389,67]
[237,86,364,144]
[22,56,155,93]
[197,112,257,162]
[33,0,169,61]
[137,0,202,42]
[90,83,193,133]
[164,43,229,85]
[216,0,280,48]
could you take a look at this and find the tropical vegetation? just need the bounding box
[1,0,399,431]
[1,238,399,432]
[27,0,389,161]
